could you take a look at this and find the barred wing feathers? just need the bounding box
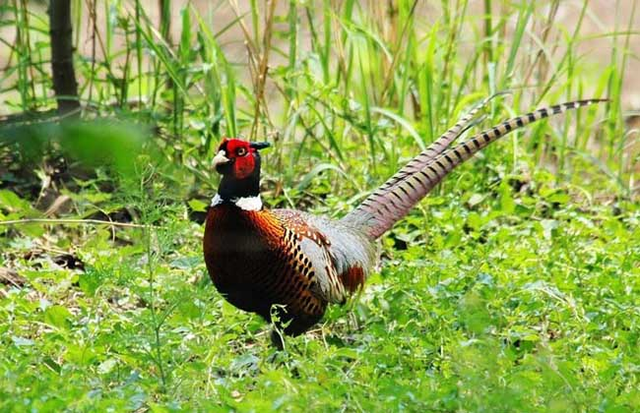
[274,210,376,304]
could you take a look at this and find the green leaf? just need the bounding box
[44,305,72,330]
[499,182,515,214]
[0,190,30,212]
[188,199,208,212]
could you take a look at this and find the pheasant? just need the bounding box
[203,97,605,342]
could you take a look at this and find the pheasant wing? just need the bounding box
[274,210,376,304]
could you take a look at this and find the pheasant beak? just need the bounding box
[212,150,230,168]
[250,141,271,150]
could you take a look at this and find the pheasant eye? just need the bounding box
[236,147,247,156]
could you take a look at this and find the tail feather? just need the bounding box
[344,99,607,239]
[366,92,504,200]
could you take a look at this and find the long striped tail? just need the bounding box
[368,92,506,197]
[343,99,607,239]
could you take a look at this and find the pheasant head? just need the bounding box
[212,138,270,209]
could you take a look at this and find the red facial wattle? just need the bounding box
[233,152,255,179]
[220,138,256,179]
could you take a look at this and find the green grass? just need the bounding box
[1,176,638,411]
[1,0,639,411]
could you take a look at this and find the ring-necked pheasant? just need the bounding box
[203,97,605,342]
